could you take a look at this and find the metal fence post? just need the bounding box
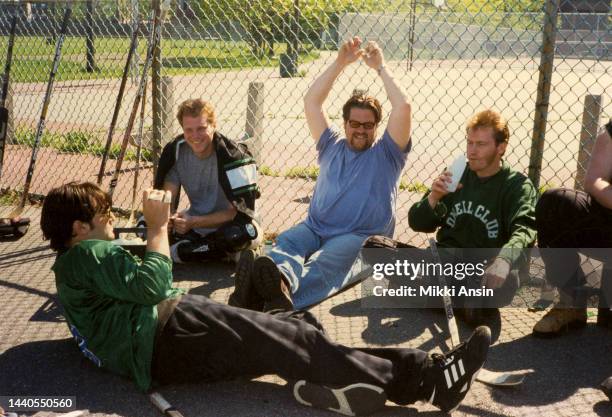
[151,0,162,180]
[160,75,175,146]
[528,0,559,190]
[5,83,14,146]
[244,81,264,163]
[407,0,417,71]
[85,0,96,73]
[574,94,602,191]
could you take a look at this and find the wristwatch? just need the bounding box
[605,119,612,138]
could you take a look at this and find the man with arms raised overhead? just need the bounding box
[230,36,413,311]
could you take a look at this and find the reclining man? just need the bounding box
[230,36,412,312]
[406,109,537,324]
[151,98,261,263]
[41,181,491,416]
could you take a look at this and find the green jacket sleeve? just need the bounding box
[80,243,177,306]
[498,177,538,266]
[408,192,448,233]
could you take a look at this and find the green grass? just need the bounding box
[260,167,430,193]
[285,166,320,180]
[12,127,153,161]
[0,36,320,82]
[259,165,281,177]
[538,182,556,195]
[0,188,21,206]
[400,180,429,193]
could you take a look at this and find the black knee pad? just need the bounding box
[213,221,260,253]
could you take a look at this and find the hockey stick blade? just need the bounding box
[428,239,526,387]
[150,392,184,417]
[477,368,526,386]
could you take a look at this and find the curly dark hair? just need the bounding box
[342,92,383,125]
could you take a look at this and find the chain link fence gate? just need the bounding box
[0,0,610,247]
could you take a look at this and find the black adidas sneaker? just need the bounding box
[426,326,491,413]
[293,380,387,416]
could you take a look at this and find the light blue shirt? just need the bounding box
[305,126,411,239]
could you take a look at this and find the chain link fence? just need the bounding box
[0,0,610,247]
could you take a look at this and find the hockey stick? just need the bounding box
[107,0,170,198]
[96,17,140,185]
[0,12,18,181]
[6,4,72,221]
[127,81,147,226]
[149,392,185,417]
[429,239,526,386]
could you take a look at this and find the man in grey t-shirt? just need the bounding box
[155,99,261,263]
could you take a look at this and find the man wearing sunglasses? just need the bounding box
[229,36,412,311]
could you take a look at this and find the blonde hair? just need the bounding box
[176,99,217,127]
[466,109,509,145]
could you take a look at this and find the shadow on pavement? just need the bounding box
[593,400,612,416]
[173,260,235,299]
[0,338,479,417]
[329,296,612,410]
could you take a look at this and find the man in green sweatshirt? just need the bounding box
[41,181,491,416]
[407,109,537,323]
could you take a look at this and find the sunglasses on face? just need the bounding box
[347,120,377,130]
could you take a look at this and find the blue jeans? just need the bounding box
[269,222,369,310]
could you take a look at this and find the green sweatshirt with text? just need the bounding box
[408,162,537,266]
[52,240,183,391]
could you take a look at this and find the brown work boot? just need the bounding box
[532,306,587,337]
[228,250,264,311]
[253,255,294,312]
[597,307,612,329]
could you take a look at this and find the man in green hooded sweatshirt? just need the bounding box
[407,109,537,324]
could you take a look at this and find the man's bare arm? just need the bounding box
[584,125,612,209]
[172,206,237,235]
[143,189,171,258]
[185,206,237,229]
[362,41,411,150]
[304,36,363,143]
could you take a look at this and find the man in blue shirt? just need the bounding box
[229,36,412,311]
